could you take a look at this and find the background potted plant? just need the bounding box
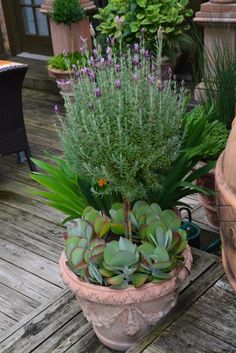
[194,34,236,230]
[49,0,92,55]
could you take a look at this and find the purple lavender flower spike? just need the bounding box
[133,73,139,81]
[115,79,121,89]
[141,48,145,56]
[106,36,111,45]
[133,54,139,66]
[148,74,155,84]
[80,36,88,44]
[115,64,121,72]
[96,87,101,98]
[54,105,59,114]
[93,48,98,57]
[81,67,88,75]
[107,55,112,66]
[100,57,105,66]
[88,69,95,81]
[115,16,122,31]
[134,43,139,52]
[90,56,94,65]
[106,47,112,55]
[141,28,145,35]
[127,44,131,50]
[80,47,84,53]
[144,50,149,58]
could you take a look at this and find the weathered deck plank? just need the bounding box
[141,277,236,353]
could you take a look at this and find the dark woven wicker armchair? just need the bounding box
[0,64,36,171]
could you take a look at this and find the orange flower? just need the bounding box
[98,178,108,187]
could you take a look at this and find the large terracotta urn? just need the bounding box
[60,247,192,351]
[215,117,236,292]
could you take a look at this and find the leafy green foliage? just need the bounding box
[185,105,228,160]
[30,157,119,223]
[94,0,193,58]
[48,52,88,71]
[51,0,85,24]
[64,201,188,288]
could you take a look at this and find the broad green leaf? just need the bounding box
[153,246,169,262]
[138,242,155,256]
[119,237,136,253]
[131,273,148,288]
[107,274,125,286]
[71,247,84,267]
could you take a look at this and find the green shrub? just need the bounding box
[48,52,88,71]
[94,0,194,59]
[51,0,85,24]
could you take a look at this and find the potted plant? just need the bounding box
[31,29,220,350]
[49,0,92,55]
[194,36,235,230]
[189,105,229,230]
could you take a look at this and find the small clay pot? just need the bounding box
[60,247,192,351]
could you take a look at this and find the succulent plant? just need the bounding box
[64,201,188,288]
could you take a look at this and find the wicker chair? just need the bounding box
[0,64,36,171]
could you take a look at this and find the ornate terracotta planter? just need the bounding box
[215,118,236,292]
[196,163,219,231]
[60,247,192,351]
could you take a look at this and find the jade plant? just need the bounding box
[65,201,188,288]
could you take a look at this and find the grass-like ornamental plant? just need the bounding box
[65,201,187,288]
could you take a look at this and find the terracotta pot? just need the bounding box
[49,18,92,55]
[48,67,71,80]
[60,247,192,351]
[215,117,236,292]
[196,162,219,231]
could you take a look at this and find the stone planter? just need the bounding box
[196,163,219,231]
[60,247,192,351]
[215,117,236,292]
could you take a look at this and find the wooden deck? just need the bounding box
[0,89,65,337]
[0,88,232,352]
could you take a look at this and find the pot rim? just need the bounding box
[59,245,192,304]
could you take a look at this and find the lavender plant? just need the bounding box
[59,28,188,204]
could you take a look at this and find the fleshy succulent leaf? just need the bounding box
[131,273,148,288]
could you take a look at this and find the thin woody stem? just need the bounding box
[122,196,132,241]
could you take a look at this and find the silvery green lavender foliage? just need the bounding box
[59,28,188,201]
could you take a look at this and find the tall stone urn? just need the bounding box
[215,117,236,292]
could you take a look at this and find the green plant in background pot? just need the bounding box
[48,0,92,55]
[193,31,235,230]
[94,0,194,63]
